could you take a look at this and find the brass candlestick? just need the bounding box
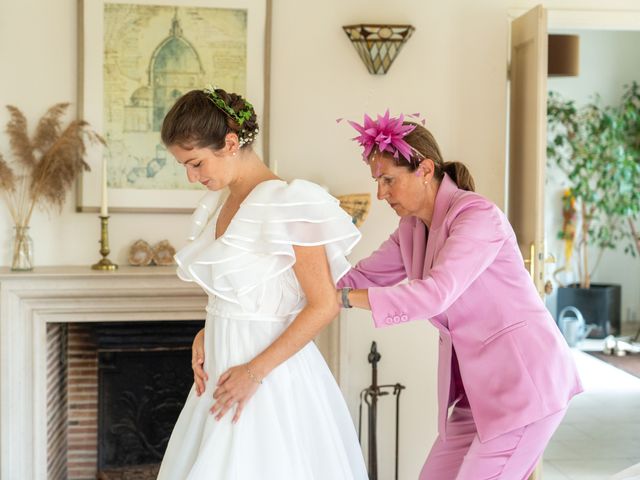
[91,215,118,271]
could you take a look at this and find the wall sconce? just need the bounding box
[548,34,580,77]
[342,24,415,75]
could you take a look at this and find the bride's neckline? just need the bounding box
[214,178,285,240]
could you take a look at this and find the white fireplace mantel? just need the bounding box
[0,266,206,480]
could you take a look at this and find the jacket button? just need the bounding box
[401,314,408,322]
[393,315,400,323]
[385,317,393,325]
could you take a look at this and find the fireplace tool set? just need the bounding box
[358,341,406,480]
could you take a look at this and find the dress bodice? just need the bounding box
[175,179,361,317]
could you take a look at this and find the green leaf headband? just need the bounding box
[203,85,254,127]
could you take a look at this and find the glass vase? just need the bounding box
[11,226,34,271]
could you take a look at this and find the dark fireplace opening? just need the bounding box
[95,321,203,479]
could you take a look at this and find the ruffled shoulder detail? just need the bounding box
[173,189,223,282]
[174,179,361,312]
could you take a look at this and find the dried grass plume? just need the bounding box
[0,102,104,228]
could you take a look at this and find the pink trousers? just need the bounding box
[419,396,566,480]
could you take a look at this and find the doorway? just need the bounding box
[543,27,640,480]
[508,7,640,479]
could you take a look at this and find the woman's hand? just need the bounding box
[211,363,262,423]
[191,328,208,396]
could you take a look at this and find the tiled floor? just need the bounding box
[542,348,640,480]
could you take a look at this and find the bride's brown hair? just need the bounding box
[161,88,259,150]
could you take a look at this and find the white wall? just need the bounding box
[546,30,640,328]
[2,1,640,478]
[270,2,510,476]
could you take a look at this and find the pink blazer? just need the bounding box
[339,174,582,442]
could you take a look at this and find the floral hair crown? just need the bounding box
[203,85,258,147]
[340,110,425,165]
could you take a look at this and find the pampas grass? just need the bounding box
[0,102,105,267]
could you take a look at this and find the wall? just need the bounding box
[0,1,194,267]
[2,1,640,478]
[546,30,640,329]
[269,2,510,476]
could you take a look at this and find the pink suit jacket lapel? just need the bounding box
[423,173,460,276]
[409,218,427,279]
[423,174,461,439]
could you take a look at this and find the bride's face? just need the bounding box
[168,143,235,191]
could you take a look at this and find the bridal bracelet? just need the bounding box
[246,366,263,385]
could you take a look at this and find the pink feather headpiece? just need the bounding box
[341,110,425,164]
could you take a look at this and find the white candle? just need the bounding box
[100,156,108,217]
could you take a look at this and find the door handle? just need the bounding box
[524,244,556,280]
[523,242,536,279]
[543,252,556,294]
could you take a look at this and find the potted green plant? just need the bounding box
[547,82,640,337]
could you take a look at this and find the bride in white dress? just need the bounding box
[156,87,368,480]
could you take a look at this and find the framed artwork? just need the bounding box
[77,0,271,213]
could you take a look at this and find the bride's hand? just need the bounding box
[191,328,208,396]
[211,363,262,423]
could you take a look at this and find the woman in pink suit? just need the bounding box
[336,111,583,479]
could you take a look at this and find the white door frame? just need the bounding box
[509,8,640,30]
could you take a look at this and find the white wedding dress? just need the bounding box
[157,179,368,480]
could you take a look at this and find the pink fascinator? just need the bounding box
[342,110,424,164]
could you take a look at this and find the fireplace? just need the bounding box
[0,267,207,479]
[96,322,201,477]
[0,266,341,479]
[53,321,203,480]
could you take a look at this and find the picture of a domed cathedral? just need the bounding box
[103,5,247,190]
